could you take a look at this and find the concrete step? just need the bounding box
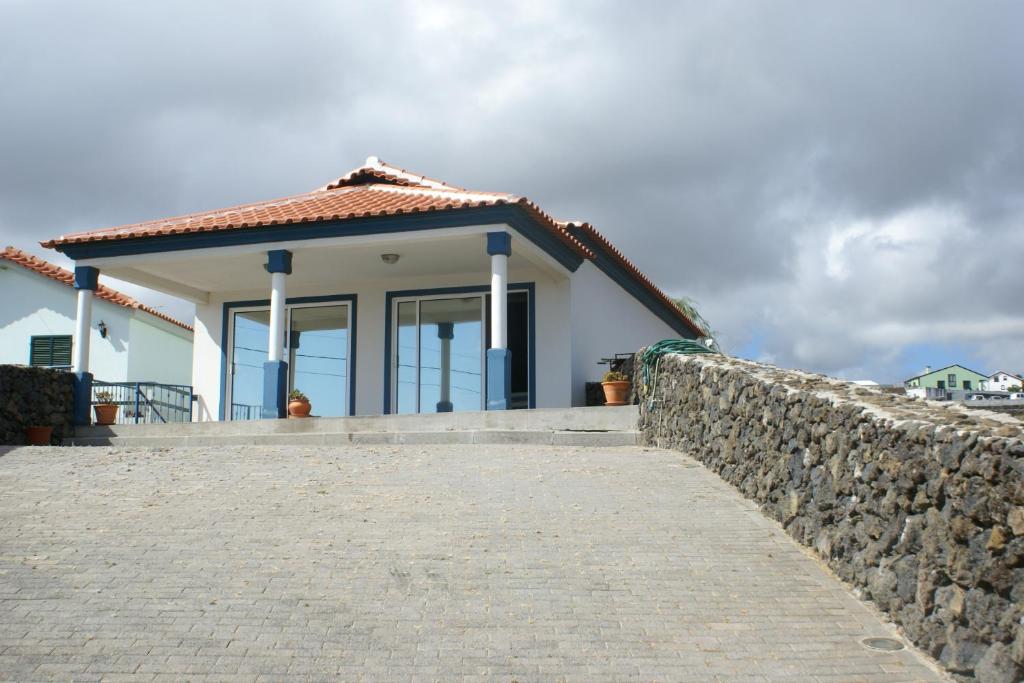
[65,406,639,448]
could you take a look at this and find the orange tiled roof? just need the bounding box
[0,246,193,331]
[40,158,592,258]
[39,157,704,337]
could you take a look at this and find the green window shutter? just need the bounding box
[29,335,73,367]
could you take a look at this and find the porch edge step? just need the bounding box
[64,429,639,448]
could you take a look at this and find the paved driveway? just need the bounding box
[0,444,943,682]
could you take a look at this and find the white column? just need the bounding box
[268,271,287,362]
[73,288,93,373]
[490,252,507,350]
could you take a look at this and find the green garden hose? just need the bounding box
[638,338,717,409]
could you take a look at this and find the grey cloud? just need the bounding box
[1,1,1021,382]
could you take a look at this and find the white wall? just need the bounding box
[569,261,682,406]
[192,265,572,420]
[0,266,132,380]
[126,314,193,385]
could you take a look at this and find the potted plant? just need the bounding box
[24,426,54,446]
[93,391,118,425]
[288,389,312,418]
[601,370,631,406]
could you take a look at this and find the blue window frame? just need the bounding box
[383,283,536,414]
[220,293,357,420]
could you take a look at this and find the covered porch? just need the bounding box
[63,222,578,423]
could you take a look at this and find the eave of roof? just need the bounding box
[562,221,707,339]
[1,246,193,332]
[39,157,703,339]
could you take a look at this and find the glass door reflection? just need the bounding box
[394,296,483,413]
[288,304,349,417]
[230,310,269,420]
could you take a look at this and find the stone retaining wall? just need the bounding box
[637,353,1023,682]
[0,365,74,446]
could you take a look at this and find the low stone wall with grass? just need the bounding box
[0,365,74,446]
[637,352,1023,682]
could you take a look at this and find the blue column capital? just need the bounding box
[266,249,293,274]
[73,266,99,290]
[486,232,511,257]
[437,322,454,340]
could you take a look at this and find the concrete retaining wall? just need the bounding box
[0,365,74,445]
[637,353,1024,682]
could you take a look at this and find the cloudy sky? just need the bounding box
[1,1,1021,383]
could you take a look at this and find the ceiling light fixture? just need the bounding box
[381,253,400,265]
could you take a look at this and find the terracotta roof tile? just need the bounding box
[1,246,193,331]
[38,157,700,337]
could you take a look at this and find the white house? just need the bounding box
[0,247,193,385]
[41,158,708,424]
[982,371,1023,392]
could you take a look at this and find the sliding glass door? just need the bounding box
[228,302,351,419]
[394,295,484,413]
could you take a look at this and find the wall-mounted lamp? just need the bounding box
[380,253,400,265]
[98,320,108,338]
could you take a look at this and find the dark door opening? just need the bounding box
[486,291,530,409]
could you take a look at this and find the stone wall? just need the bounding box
[0,365,74,446]
[637,353,1023,682]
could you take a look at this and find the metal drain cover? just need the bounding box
[861,637,905,651]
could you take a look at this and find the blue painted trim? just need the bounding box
[73,266,99,290]
[436,401,453,413]
[382,282,535,414]
[72,372,93,426]
[568,228,701,340]
[486,348,511,410]
[57,206,585,272]
[436,322,454,340]
[220,292,358,420]
[486,231,511,256]
[266,249,292,274]
[262,360,288,419]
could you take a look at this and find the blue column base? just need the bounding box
[262,360,288,419]
[486,348,511,410]
[72,372,93,426]
[436,401,453,413]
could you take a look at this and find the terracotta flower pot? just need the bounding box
[94,404,118,425]
[288,399,311,418]
[602,380,631,406]
[25,426,54,446]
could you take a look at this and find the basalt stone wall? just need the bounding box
[0,365,74,445]
[637,353,1024,682]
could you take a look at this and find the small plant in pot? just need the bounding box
[93,391,119,425]
[601,370,631,406]
[288,389,312,418]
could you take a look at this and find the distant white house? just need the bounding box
[0,247,193,385]
[982,370,1024,392]
[41,157,709,423]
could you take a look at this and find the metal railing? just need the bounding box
[91,381,194,424]
[230,403,262,421]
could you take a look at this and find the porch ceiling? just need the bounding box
[88,229,559,302]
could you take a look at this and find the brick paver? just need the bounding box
[0,444,944,682]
